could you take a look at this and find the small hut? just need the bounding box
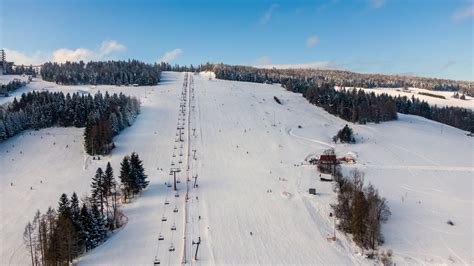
[317,154,338,174]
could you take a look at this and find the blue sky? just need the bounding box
[0,0,472,80]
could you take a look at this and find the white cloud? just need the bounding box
[306,35,319,47]
[452,5,474,20]
[260,4,278,24]
[159,48,182,62]
[369,0,385,8]
[3,49,49,65]
[4,40,127,65]
[100,40,126,55]
[52,48,96,63]
[255,56,272,65]
[255,60,340,70]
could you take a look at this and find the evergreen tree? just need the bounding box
[130,152,148,192]
[79,203,94,251]
[334,124,356,143]
[103,162,115,226]
[91,168,106,216]
[119,155,132,201]
[91,204,107,245]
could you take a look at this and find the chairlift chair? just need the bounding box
[154,257,161,265]
[169,245,175,252]
[171,224,176,231]
[173,207,178,213]
[164,200,169,205]
[161,216,167,222]
[158,234,164,241]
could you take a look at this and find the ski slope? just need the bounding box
[1,72,472,265]
[0,72,182,265]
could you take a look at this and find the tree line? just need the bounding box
[9,65,38,76]
[210,64,473,96]
[41,60,161,86]
[210,65,473,133]
[0,78,29,96]
[24,154,148,265]
[0,91,140,154]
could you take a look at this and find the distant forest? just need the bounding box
[41,60,162,86]
[0,91,140,154]
[209,64,473,95]
[211,64,473,133]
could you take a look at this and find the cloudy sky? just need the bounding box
[1,0,472,80]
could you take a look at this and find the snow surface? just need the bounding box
[0,75,29,85]
[1,72,473,265]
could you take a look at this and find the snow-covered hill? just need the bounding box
[336,86,474,110]
[1,72,472,265]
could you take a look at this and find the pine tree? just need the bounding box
[57,193,71,219]
[79,204,92,251]
[70,192,80,222]
[91,168,106,216]
[119,155,132,201]
[130,152,148,192]
[56,193,79,264]
[102,162,115,224]
[91,204,107,246]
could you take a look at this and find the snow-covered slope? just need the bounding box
[1,72,472,265]
[0,75,30,85]
[0,72,182,265]
[336,86,474,110]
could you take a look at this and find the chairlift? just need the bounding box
[169,245,175,252]
[172,154,176,157]
[171,224,176,231]
[154,257,161,265]
[161,216,167,222]
[173,207,178,213]
[175,193,179,197]
[171,161,175,166]
[167,184,172,188]
[164,200,169,205]
[158,234,164,241]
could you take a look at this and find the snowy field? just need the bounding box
[0,72,182,265]
[1,72,473,265]
[336,86,474,110]
[0,75,30,85]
